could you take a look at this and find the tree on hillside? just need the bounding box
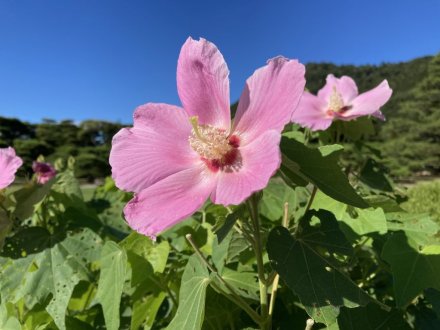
[381,54,440,176]
[0,117,34,146]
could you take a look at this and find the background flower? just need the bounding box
[292,74,392,131]
[32,161,57,184]
[0,147,23,189]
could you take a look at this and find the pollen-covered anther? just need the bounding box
[328,85,345,112]
[188,116,239,167]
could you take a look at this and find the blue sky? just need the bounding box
[1,0,439,124]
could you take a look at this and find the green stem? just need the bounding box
[268,202,290,329]
[304,185,318,215]
[185,234,263,326]
[247,195,269,329]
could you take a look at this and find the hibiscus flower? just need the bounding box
[110,37,305,238]
[0,147,23,189]
[291,74,392,131]
[32,161,57,184]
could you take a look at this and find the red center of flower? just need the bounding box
[188,117,241,173]
[202,135,240,172]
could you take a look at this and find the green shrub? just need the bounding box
[402,179,440,223]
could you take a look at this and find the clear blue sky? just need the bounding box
[1,0,439,124]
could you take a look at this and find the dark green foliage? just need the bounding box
[0,116,124,180]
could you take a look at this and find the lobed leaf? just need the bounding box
[267,210,375,325]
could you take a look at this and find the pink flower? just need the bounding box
[110,37,305,238]
[32,161,57,184]
[291,74,392,131]
[0,147,23,189]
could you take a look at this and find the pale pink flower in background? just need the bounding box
[0,147,23,189]
[110,37,305,238]
[291,74,393,131]
[32,161,57,184]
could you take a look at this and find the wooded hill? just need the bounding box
[1,53,439,180]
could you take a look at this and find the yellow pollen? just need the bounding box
[328,86,344,112]
[188,116,232,160]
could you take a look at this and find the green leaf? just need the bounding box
[211,232,233,275]
[120,232,169,273]
[381,232,440,308]
[130,292,166,330]
[11,182,53,221]
[0,303,22,330]
[0,208,12,249]
[280,137,368,208]
[386,212,439,245]
[312,191,387,236]
[359,158,393,192]
[166,255,211,330]
[202,288,242,329]
[52,170,83,199]
[425,288,440,319]
[0,229,102,330]
[214,206,244,244]
[267,210,374,325]
[221,269,259,301]
[337,303,411,329]
[260,179,297,221]
[96,241,128,330]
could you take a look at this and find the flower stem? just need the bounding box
[247,195,269,329]
[267,202,290,328]
[185,234,263,326]
[304,185,318,215]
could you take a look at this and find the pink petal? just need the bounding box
[318,74,359,104]
[110,103,198,194]
[0,147,23,189]
[233,57,305,142]
[211,130,281,205]
[340,80,392,120]
[291,92,333,131]
[124,165,216,238]
[177,37,231,129]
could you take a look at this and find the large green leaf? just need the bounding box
[166,255,211,330]
[312,190,387,236]
[381,233,440,308]
[11,182,53,221]
[337,303,411,329]
[0,228,102,330]
[280,137,368,208]
[386,212,439,245]
[267,210,374,325]
[96,241,128,330]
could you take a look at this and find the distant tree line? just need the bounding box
[1,53,439,179]
[0,118,123,181]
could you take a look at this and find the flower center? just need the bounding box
[188,116,240,171]
[327,86,352,116]
[328,86,344,112]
